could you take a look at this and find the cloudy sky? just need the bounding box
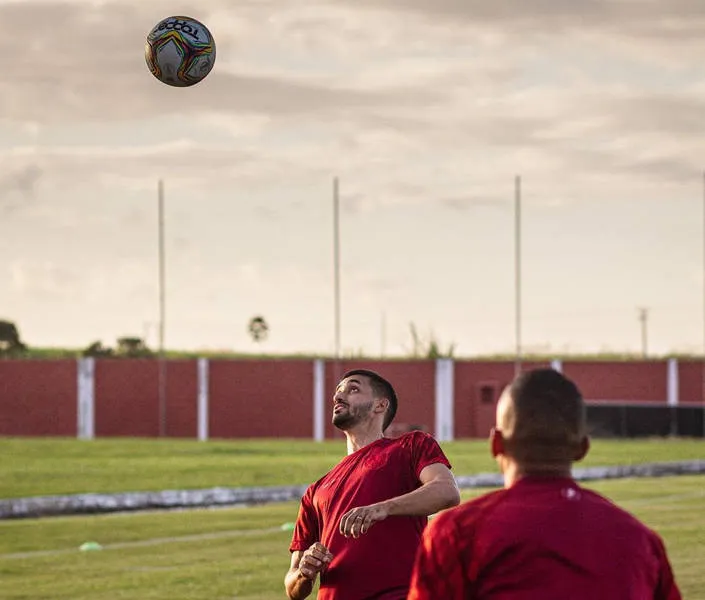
[1,0,704,357]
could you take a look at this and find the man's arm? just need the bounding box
[340,463,460,537]
[408,515,469,600]
[386,462,460,516]
[653,535,683,600]
[284,544,333,600]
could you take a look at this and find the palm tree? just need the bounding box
[248,316,269,343]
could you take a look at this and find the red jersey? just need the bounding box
[409,476,681,600]
[290,431,452,600]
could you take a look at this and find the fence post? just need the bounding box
[434,358,454,442]
[313,359,325,442]
[77,357,95,440]
[667,358,679,436]
[197,358,209,442]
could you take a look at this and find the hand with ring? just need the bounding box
[339,503,391,538]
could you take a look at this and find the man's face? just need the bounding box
[332,375,376,430]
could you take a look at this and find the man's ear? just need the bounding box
[573,436,590,462]
[375,397,389,415]
[490,427,506,458]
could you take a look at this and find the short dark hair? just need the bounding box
[341,369,398,431]
[505,368,586,463]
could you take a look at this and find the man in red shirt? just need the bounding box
[408,368,682,600]
[285,369,460,600]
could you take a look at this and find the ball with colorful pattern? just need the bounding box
[145,16,216,87]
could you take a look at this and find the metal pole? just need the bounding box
[158,179,167,438]
[333,176,341,361]
[514,175,522,376]
[638,307,648,358]
[702,170,705,436]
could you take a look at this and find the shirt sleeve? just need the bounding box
[288,486,319,553]
[652,533,682,600]
[408,431,453,479]
[408,511,471,600]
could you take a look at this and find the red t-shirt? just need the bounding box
[289,431,452,600]
[408,476,681,600]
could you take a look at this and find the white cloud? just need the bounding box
[1,0,704,353]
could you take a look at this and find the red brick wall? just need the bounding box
[208,359,313,438]
[677,361,705,405]
[562,361,668,403]
[1,358,702,439]
[0,360,76,436]
[453,361,553,438]
[95,359,160,437]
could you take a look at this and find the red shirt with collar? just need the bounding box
[408,476,681,600]
[290,431,452,600]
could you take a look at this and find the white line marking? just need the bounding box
[0,526,284,561]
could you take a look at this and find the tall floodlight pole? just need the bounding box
[514,175,522,376]
[638,307,649,358]
[333,177,342,363]
[158,179,167,438]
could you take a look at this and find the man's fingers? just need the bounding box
[302,543,333,576]
[360,514,375,535]
[299,564,316,579]
[340,511,356,537]
[309,548,331,562]
[338,513,348,536]
[351,514,365,538]
[340,509,382,537]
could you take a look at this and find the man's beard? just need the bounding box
[332,401,373,430]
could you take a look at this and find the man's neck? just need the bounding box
[343,426,385,455]
[502,461,573,488]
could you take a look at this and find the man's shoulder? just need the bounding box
[428,489,507,537]
[389,430,438,446]
[579,485,664,537]
[303,458,349,495]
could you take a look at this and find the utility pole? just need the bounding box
[638,307,649,358]
[333,176,341,361]
[158,179,167,437]
[514,175,522,376]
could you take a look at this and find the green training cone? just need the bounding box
[79,541,103,552]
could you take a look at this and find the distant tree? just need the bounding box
[116,337,153,358]
[82,341,114,358]
[0,320,27,356]
[248,316,269,343]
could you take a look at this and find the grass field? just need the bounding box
[2,436,704,498]
[1,477,703,599]
[2,437,704,599]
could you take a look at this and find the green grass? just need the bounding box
[0,438,703,598]
[2,437,704,499]
[0,476,702,599]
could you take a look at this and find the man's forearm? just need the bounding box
[285,568,314,600]
[384,478,460,517]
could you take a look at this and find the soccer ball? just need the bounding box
[145,16,216,87]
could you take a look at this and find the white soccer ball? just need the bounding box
[145,16,216,87]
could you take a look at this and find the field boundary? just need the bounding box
[2,460,704,520]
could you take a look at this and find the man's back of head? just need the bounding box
[495,368,588,470]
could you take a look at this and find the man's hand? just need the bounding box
[339,502,390,538]
[298,542,334,580]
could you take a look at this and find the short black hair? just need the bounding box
[341,369,398,431]
[506,368,586,463]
